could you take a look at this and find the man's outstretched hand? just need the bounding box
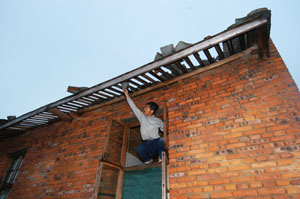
[122,88,129,98]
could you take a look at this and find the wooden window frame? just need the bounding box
[93,103,169,199]
[0,149,27,198]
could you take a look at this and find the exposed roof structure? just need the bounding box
[0,8,271,139]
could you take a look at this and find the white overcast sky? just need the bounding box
[0,0,299,119]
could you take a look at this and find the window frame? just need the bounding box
[0,149,27,198]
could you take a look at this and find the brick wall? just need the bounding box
[166,40,300,198]
[0,39,299,198]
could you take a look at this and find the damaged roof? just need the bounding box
[0,8,271,139]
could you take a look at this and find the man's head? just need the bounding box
[143,102,159,116]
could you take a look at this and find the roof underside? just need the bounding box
[0,9,271,139]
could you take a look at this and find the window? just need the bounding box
[0,149,26,199]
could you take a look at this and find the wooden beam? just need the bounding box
[0,18,267,131]
[92,162,103,199]
[163,103,169,150]
[48,108,73,122]
[124,162,161,171]
[162,151,168,199]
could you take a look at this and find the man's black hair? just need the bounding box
[147,102,159,114]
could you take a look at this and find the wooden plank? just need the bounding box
[183,57,196,69]
[101,161,121,170]
[141,74,157,84]
[0,18,267,131]
[175,61,188,73]
[163,103,169,150]
[116,126,129,199]
[48,108,73,122]
[228,39,235,55]
[76,98,92,104]
[148,71,165,82]
[257,26,270,59]
[106,87,123,95]
[116,169,124,199]
[239,34,246,51]
[128,80,143,89]
[165,65,180,76]
[92,93,108,100]
[98,90,116,98]
[162,151,167,199]
[124,162,161,171]
[134,76,152,87]
[203,49,214,64]
[157,68,172,79]
[92,162,103,199]
[214,44,225,59]
[192,53,205,67]
[61,104,78,110]
[67,101,84,108]
[56,106,74,112]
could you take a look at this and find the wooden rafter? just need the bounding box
[48,108,73,122]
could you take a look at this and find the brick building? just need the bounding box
[1,8,300,199]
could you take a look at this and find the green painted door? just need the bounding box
[122,167,161,199]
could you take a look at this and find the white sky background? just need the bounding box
[0,0,299,119]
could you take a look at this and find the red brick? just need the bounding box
[258,187,286,195]
[210,191,233,198]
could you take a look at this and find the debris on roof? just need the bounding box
[67,86,89,94]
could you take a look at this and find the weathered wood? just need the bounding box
[129,80,142,89]
[92,162,103,199]
[116,169,124,199]
[134,76,152,87]
[184,57,196,69]
[203,49,214,64]
[163,103,169,150]
[124,162,161,171]
[158,68,172,79]
[162,151,168,199]
[192,53,205,67]
[141,73,157,84]
[116,126,129,199]
[48,108,73,122]
[100,89,120,97]
[175,61,188,72]
[239,34,246,51]
[67,101,84,108]
[214,44,225,60]
[148,71,165,82]
[101,161,121,170]
[227,39,235,55]
[106,87,123,95]
[165,65,180,76]
[0,18,267,131]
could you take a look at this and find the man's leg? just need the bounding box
[158,137,165,161]
[137,142,152,163]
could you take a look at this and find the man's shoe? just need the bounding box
[144,159,153,165]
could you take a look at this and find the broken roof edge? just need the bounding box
[0,9,271,132]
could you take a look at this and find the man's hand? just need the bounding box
[122,88,129,98]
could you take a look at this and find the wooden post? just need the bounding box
[162,151,168,199]
[163,102,169,150]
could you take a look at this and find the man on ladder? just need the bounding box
[123,87,164,164]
